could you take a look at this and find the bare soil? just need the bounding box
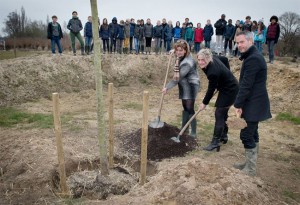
[0,52,299,205]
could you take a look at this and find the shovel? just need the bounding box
[149,54,173,128]
[171,109,202,143]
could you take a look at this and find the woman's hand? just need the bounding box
[162,87,168,95]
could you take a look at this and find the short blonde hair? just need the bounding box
[197,49,213,63]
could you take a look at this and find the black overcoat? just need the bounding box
[234,46,272,122]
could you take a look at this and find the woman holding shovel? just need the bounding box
[162,40,200,138]
[197,49,239,152]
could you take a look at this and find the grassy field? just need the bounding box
[0,50,45,60]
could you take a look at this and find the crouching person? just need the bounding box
[233,31,272,176]
[197,49,239,152]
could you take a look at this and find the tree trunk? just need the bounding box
[90,0,109,176]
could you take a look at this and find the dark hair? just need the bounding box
[52,15,57,19]
[174,39,190,57]
[246,16,251,20]
[72,11,77,15]
[270,15,278,23]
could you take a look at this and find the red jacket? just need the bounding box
[194,28,204,43]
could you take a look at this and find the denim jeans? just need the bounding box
[267,40,275,62]
[194,42,200,53]
[165,40,171,52]
[134,37,139,53]
[51,36,62,54]
[85,36,93,48]
[205,41,211,48]
[240,121,259,149]
[154,37,161,53]
[254,41,263,54]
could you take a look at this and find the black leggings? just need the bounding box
[182,99,195,115]
[215,107,230,128]
[145,37,152,47]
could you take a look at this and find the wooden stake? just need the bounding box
[108,83,114,168]
[140,91,149,185]
[52,93,68,195]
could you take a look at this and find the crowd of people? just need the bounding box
[47,12,280,63]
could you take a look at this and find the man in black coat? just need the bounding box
[234,31,272,176]
[197,49,239,152]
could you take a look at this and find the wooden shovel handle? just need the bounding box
[179,109,202,136]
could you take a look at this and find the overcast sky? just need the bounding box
[1,0,299,36]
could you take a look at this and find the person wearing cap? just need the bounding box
[109,17,119,53]
[214,14,227,55]
[266,15,280,64]
[253,19,266,54]
[47,15,63,56]
[67,11,84,55]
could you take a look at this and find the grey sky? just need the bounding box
[1,0,300,36]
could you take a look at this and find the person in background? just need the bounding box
[244,16,252,32]
[116,20,125,54]
[181,23,187,40]
[197,49,239,152]
[109,17,119,54]
[203,19,214,49]
[233,20,244,57]
[144,18,154,54]
[232,20,240,57]
[124,19,131,54]
[153,20,163,54]
[47,15,63,56]
[133,19,141,54]
[214,14,227,55]
[84,16,93,55]
[266,15,280,64]
[163,39,200,138]
[173,21,182,43]
[99,18,109,54]
[129,18,136,54]
[67,11,84,55]
[223,19,235,57]
[161,18,168,52]
[234,31,272,176]
[253,19,266,54]
[194,23,204,53]
[185,22,194,50]
[139,19,146,54]
[163,20,173,53]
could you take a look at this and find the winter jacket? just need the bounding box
[203,24,214,41]
[202,56,239,107]
[47,22,63,39]
[244,22,252,32]
[234,46,272,122]
[134,25,141,38]
[130,23,135,37]
[144,23,153,38]
[109,17,119,39]
[253,27,266,43]
[67,17,83,33]
[124,23,131,38]
[181,27,186,39]
[117,24,125,40]
[214,19,227,35]
[173,26,181,39]
[99,24,109,39]
[194,28,204,43]
[163,24,173,41]
[184,27,194,41]
[84,22,93,37]
[223,24,235,40]
[153,25,163,38]
[266,23,280,43]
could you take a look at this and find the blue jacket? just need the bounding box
[153,25,163,38]
[254,28,267,43]
[99,24,109,40]
[223,24,235,40]
[173,26,181,39]
[203,24,214,41]
[117,24,125,40]
[130,23,135,37]
[84,22,93,37]
[163,25,173,41]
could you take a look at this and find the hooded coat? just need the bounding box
[203,24,214,41]
[109,17,119,39]
[67,17,83,33]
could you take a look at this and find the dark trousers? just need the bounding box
[130,37,133,52]
[215,107,229,128]
[102,39,109,52]
[240,121,259,149]
[145,37,152,47]
[110,38,117,53]
[224,39,232,50]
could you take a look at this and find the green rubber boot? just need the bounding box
[189,114,197,138]
[241,147,258,176]
[233,143,259,170]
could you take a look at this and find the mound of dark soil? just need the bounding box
[121,123,198,160]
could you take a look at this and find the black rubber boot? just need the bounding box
[220,123,228,144]
[189,114,197,138]
[203,127,223,152]
[81,47,85,55]
[182,111,190,134]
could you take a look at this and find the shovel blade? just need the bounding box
[170,136,181,143]
[149,118,164,128]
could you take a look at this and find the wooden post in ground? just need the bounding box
[90,0,109,175]
[108,83,114,168]
[52,93,68,195]
[140,91,149,185]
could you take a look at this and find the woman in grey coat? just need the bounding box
[163,40,200,137]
